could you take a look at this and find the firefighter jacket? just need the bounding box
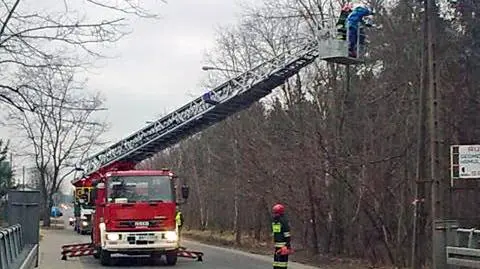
[272,216,291,248]
[336,10,351,30]
[347,6,373,30]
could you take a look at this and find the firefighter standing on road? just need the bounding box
[176,209,184,242]
[272,203,291,269]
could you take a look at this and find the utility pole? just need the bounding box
[411,0,429,266]
[412,0,444,268]
[427,0,441,221]
[426,0,447,268]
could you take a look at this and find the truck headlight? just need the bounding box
[165,231,177,241]
[106,233,120,241]
[82,221,88,227]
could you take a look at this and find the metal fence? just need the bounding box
[0,224,37,269]
[446,228,480,268]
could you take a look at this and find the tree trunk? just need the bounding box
[254,198,264,241]
[191,162,206,229]
[233,154,242,245]
[306,177,319,254]
[234,202,242,245]
[39,175,51,227]
[42,197,53,227]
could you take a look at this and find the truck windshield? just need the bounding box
[107,175,173,203]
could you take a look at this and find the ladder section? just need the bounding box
[79,40,319,176]
[79,29,366,176]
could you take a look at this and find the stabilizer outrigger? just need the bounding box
[61,243,96,260]
[61,243,204,262]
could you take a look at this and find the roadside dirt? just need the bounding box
[182,229,401,269]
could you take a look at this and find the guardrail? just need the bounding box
[446,228,480,268]
[0,224,38,269]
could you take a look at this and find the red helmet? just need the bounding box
[272,203,285,216]
[342,3,353,12]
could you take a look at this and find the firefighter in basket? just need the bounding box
[346,3,374,57]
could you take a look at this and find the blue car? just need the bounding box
[51,206,63,218]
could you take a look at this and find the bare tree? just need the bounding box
[0,0,164,111]
[5,66,107,226]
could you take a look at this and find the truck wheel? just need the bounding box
[93,248,100,259]
[150,252,162,265]
[100,249,111,266]
[165,252,177,266]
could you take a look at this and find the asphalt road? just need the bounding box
[41,205,319,269]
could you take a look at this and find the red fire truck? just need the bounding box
[91,168,189,265]
[63,162,197,266]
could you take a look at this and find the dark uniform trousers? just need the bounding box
[273,246,289,268]
[272,219,290,269]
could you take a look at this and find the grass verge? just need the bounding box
[182,229,398,269]
[182,229,271,255]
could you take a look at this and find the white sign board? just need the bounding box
[459,145,480,178]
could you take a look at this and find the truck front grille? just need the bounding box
[117,220,161,228]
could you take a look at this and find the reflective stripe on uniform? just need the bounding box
[283,232,290,237]
[275,242,286,247]
[176,212,182,224]
[273,261,288,267]
[272,223,281,233]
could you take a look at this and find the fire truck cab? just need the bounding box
[90,169,189,266]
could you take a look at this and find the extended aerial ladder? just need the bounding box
[66,26,368,263]
[72,27,367,182]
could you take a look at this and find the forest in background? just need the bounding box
[135,0,480,267]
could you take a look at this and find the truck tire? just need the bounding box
[100,249,111,266]
[150,252,162,265]
[165,252,177,266]
[93,247,100,259]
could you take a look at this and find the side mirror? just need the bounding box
[181,184,189,199]
[91,189,97,202]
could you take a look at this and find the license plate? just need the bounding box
[135,221,149,227]
[137,235,155,240]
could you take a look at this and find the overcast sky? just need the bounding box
[88,0,242,144]
[1,0,252,188]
